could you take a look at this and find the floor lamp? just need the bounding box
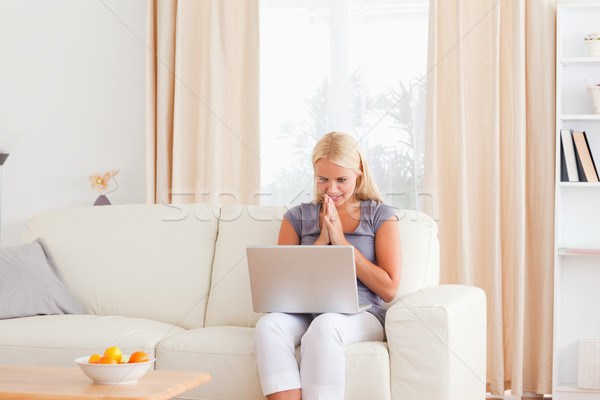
[0,153,8,247]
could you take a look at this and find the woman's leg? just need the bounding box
[267,389,301,400]
[253,312,313,398]
[299,312,383,400]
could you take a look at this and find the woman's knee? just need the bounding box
[254,313,307,351]
[301,313,344,348]
[255,313,285,341]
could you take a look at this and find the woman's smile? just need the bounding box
[327,193,344,201]
[314,158,359,208]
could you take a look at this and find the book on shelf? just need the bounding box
[572,131,599,182]
[560,129,579,182]
[560,139,568,182]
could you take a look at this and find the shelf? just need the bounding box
[559,182,600,188]
[556,383,600,392]
[559,248,600,256]
[561,57,600,66]
[555,383,600,394]
[554,7,600,399]
[560,115,600,121]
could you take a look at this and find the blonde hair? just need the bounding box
[312,132,385,203]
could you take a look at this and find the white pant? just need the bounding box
[253,312,384,400]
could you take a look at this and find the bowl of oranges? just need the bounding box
[74,346,154,384]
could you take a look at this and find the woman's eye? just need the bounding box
[318,177,328,182]
[338,179,346,183]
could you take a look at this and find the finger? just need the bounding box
[329,204,338,220]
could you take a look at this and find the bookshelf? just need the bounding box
[554,5,600,400]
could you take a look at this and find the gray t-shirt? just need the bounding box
[283,199,398,326]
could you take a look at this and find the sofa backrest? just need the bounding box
[384,209,440,308]
[21,203,439,330]
[204,205,283,328]
[205,206,440,327]
[21,203,220,329]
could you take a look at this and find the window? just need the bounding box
[259,0,428,210]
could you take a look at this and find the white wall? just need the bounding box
[0,0,147,246]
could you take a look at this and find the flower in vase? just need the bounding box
[89,169,120,194]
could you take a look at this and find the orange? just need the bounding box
[128,351,149,363]
[103,346,122,363]
[99,355,117,364]
[88,354,102,364]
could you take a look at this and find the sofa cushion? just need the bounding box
[21,204,220,329]
[156,326,263,400]
[156,326,390,400]
[205,205,283,328]
[0,314,185,367]
[344,341,391,400]
[0,239,84,319]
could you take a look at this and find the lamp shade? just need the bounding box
[0,154,7,166]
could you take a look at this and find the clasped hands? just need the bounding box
[316,194,348,246]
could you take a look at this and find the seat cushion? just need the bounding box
[157,326,263,400]
[0,314,185,367]
[345,341,391,400]
[156,326,391,400]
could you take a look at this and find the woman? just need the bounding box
[253,132,402,400]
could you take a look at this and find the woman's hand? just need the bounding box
[315,219,331,245]
[322,195,347,246]
[311,195,330,245]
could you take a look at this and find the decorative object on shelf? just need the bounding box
[88,169,120,206]
[584,32,600,57]
[585,79,600,114]
[578,339,600,389]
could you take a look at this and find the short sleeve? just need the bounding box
[372,203,398,233]
[283,205,303,238]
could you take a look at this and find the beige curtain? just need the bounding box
[146,0,260,205]
[425,0,555,396]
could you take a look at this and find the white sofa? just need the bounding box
[0,203,486,400]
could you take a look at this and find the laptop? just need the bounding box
[246,245,372,314]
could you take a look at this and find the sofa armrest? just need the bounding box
[385,284,486,400]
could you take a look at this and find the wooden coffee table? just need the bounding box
[0,365,211,400]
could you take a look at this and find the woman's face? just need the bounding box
[314,157,359,208]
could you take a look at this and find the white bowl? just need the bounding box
[74,355,155,384]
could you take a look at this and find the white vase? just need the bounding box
[585,40,600,57]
